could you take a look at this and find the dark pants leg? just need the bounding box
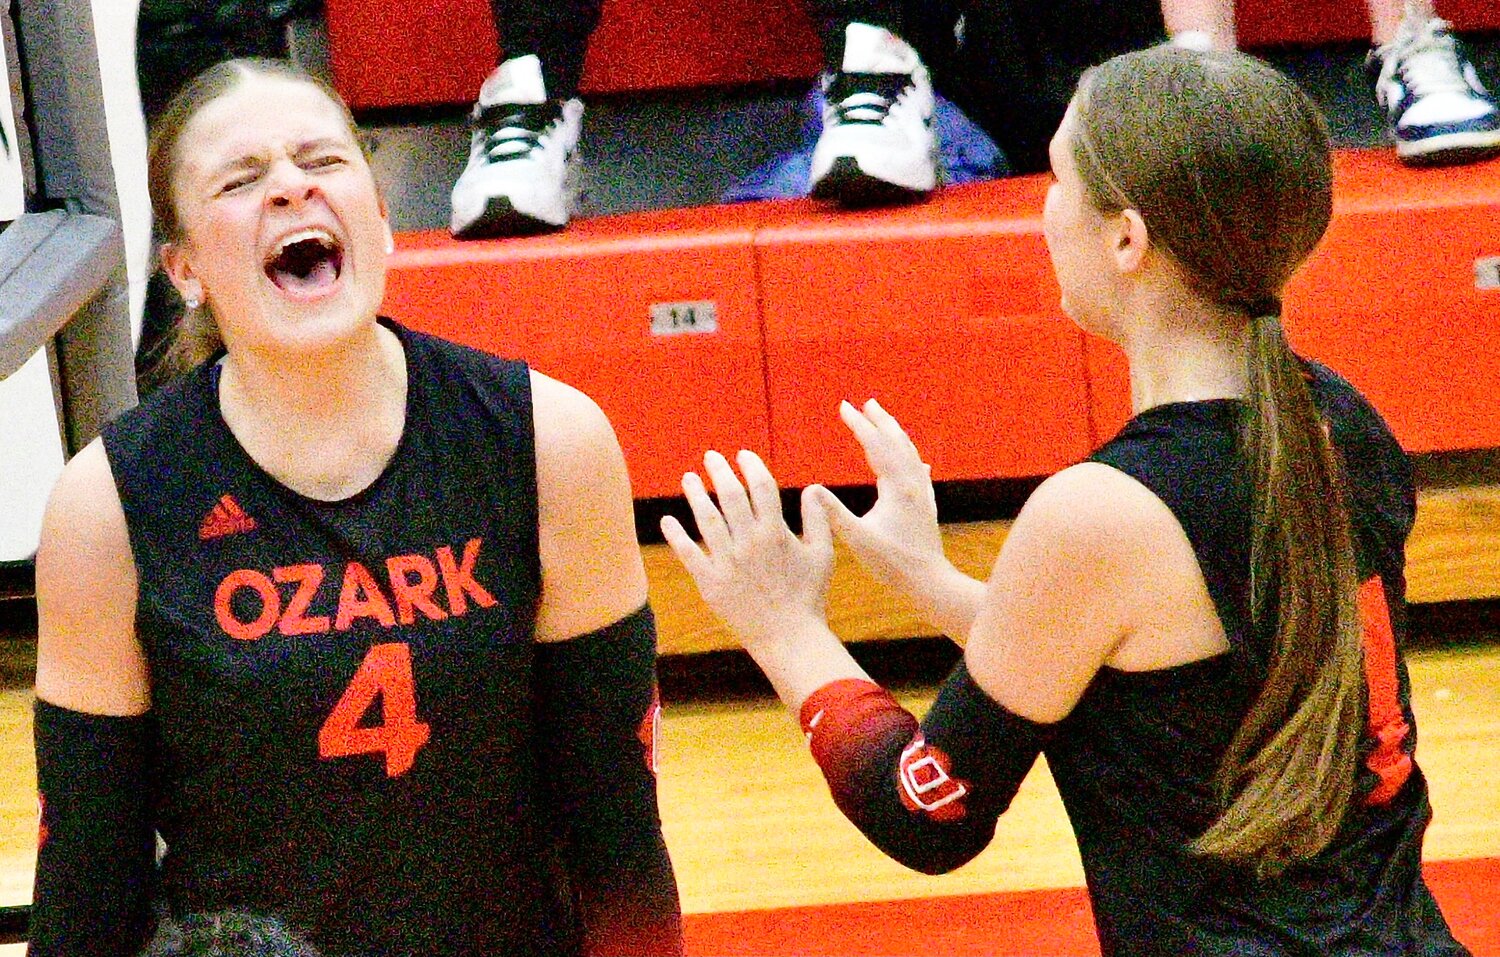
[135,1,293,120]
[805,0,906,69]
[489,0,604,98]
[946,0,1164,172]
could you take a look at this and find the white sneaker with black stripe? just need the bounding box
[450,55,583,238]
[1371,17,1500,166]
[809,23,938,205]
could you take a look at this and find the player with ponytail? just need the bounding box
[665,44,1466,955]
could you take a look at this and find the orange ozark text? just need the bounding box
[213,538,497,641]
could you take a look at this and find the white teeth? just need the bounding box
[273,228,336,255]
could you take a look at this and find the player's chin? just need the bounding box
[253,297,377,355]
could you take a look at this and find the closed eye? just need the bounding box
[301,155,346,171]
[220,170,260,193]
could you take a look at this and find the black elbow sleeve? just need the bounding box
[533,605,683,956]
[31,700,158,957]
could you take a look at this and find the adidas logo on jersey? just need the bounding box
[200,495,257,540]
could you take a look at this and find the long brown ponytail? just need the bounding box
[1072,46,1365,878]
[1194,307,1365,877]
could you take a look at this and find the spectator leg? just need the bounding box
[1157,0,1237,49]
[805,0,907,69]
[489,0,604,98]
[1369,0,1435,46]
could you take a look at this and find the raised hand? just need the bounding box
[661,450,835,656]
[817,399,985,642]
[817,398,948,595]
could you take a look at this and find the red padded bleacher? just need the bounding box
[325,0,1500,111]
[323,0,821,110]
[383,149,1500,498]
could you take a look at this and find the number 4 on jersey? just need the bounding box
[318,642,431,777]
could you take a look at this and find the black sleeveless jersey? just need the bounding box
[1050,361,1469,956]
[102,320,580,956]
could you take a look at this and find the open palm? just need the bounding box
[818,399,946,594]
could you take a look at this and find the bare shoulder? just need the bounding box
[39,439,131,568]
[529,370,622,479]
[528,370,646,642]
[528,369,631,517]
[34,438,149,714]
[1011,461,1180,555]
[966,462,1188,722]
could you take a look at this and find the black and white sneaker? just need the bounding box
[809,23,938,206]
[450,55,583,238]
[1371,17,1500,166]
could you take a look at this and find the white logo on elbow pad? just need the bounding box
[898,735,970,821]
[805,709,825,744]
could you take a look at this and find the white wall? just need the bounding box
[0,1,145,564]
[0,348,66,562]
[90,0,149,343]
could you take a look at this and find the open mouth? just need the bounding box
[264,229,344,296]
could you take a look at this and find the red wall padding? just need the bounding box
[382,149,1500,497]
[381,205,775,499]
[754,185,1094,487]
[325,0,1500,110]
[1088,149,1500,454]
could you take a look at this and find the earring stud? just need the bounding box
[185,295,201,311]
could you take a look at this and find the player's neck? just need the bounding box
[1119,291,1250,414]
[217,323,409,500]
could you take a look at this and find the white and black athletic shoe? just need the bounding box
[450,55,583,238]
[1371,17,1500,166]
[809,23,938,206]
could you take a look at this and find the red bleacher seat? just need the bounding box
[1239,0,1500,47]
[383,149,1500,496]
[325,0,1500,112]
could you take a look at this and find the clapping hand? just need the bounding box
[661,450,835,656]
[814,399,947,599]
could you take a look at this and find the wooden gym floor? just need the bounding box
[0,483,1496,952]
[1,638,1498,933]
[0,638,1497,952]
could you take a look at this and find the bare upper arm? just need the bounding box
[33,439,149,715]
[964,462,1201,724]
[530,371,649,643]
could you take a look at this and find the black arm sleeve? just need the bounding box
[800,663,1055,875]
[30,700,157,957]
[533,605,684,956]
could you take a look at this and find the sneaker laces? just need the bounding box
[825,72,912,125]
[471,102,561,162]
[1385,19,1474,100]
